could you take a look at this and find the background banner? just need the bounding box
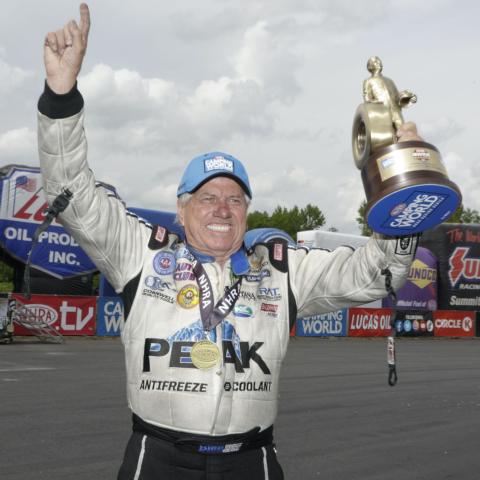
[0,166,98,278]
[296,309,347,337]
[383,247,437,310]
[96,297,124,336]
[421,224,480,310]
[348,308,392,337]
[11,294,96,335]
[394,310,434,337]
[433,310,475,337]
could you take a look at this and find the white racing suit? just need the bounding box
[38,85,416,479]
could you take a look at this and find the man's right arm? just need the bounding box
[39,4,150,292]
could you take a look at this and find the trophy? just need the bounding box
[352,56,461,236]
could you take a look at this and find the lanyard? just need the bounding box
[192,259,242,332]
[382,267,398,386]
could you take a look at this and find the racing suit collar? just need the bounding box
[186,243,250,276]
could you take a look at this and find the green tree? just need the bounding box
[356,200,480,236]
[0,260,13,293]
[247,204,325,240]
[445,204,480,224]
[356,200,372,236]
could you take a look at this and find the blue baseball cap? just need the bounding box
[177,151,252,198]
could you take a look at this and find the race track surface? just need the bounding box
[1,336,478,479]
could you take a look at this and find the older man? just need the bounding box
[39,4,420,479]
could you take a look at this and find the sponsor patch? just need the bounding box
[174,262,196,281]
[175,246,195,262]
[204,155,234,173]
[274,243,283,261]
[234,304,254,318]
[155,226,166,243]
[144,276,176,292]
[245,269,271,282]
[395,235,414,255]
[258,287,282,301]
[261,303,278,313]
[177,284,200,309]
[142,288,175,303]
[153,252,176,275]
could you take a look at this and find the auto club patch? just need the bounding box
[153,252,176,275]
[177,284,200,309]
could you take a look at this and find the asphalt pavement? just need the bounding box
[1,336,479,480]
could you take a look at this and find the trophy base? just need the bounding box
[366,183,461,236]
[362,141,462,235]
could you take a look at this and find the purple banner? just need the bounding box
[383,246,437,310]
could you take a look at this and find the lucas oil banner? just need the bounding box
[0,166,109,278]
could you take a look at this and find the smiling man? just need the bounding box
[38,4,420,480]
[176,154,251,266]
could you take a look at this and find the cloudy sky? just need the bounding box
[1,0,478,233]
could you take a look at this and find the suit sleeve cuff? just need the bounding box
[37,81,84,119]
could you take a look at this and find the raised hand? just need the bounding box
[43,3,91,94]
[396,121,423,142]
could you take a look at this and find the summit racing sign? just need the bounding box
[448,247,480,287]
[0,166,113,278]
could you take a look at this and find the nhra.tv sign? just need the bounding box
[11,294,96,335]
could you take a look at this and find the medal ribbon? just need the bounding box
[192,259,242,332]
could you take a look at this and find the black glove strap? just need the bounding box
[23,189,73,299]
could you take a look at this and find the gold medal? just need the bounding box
[191,340,221,370]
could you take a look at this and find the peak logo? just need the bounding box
[448,247,480,287]
[407,259,437,289]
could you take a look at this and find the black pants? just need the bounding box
[117,431,284,480]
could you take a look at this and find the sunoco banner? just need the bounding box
[0,166,101,278]
[383,247,437,310]
[421,224,480,310]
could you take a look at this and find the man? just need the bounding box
[363,56,417,130]
[39,4,421,479]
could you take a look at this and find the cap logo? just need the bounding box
[204,156,234,173]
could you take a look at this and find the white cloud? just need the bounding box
[0,56,32,96]
[0,127,37,163]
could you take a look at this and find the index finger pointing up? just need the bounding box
[79,3,91,44]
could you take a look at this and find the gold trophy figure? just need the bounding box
[352,56,461,235]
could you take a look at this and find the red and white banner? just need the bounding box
[433,310,475,337]
[348,308,392,337]
[11,294,96,336]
